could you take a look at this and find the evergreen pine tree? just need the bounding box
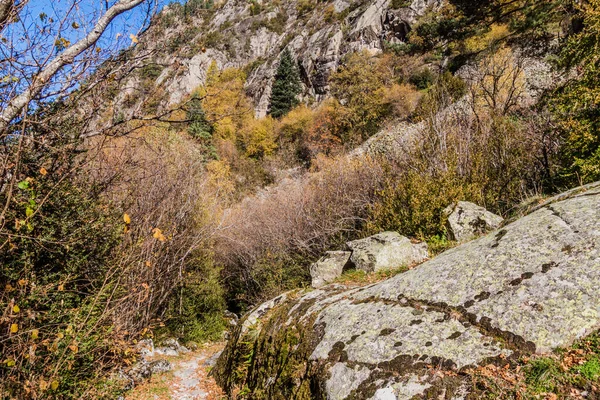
[269,49,302,118]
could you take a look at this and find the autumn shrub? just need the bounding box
[276,104,315,163]
[240,116,277,158]
[0,119,128,398]
[383,83,423,120]
[0,112,230,398]
[305,98,347,157]
[330,51,390,143]
[88,122,227,335]
[200,62,253,142]
[366,54,557,241]
[214,155,385,309]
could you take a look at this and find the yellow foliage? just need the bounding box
[278,104,314,142]
[206,159,234,195]
[383,84,422,120]
[463,24,510,54]
[199,61,253,142]
[123,213,131,224]
[152,228,166,242]
[241,116,277,158]
[471,46,525,115]
[10,323,18,333]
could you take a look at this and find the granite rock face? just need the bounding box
[213,182,600,399]
[119,0,441,118]
[347,231,429,273]
[444,201,504,242]
[310,251,352,288]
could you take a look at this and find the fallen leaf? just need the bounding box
[39,167,47,176]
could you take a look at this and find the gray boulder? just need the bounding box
[155,338,189,356]
[346,231,428,273]
[213,182,600,399]
[444,201,504,242]
[310,251,352,288]
[135,338,154,358]
[127,359,172,384]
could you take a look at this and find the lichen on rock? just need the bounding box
[213,182,600,399]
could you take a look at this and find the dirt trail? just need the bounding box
[126,342,225,400]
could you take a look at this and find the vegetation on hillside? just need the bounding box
[1,0,600,397]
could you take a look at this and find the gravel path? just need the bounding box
[127,342,225,400]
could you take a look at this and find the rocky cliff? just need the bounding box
[120,0,442,117]
[212,181,600,399]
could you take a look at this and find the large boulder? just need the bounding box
[444,201,504,242]
[310,251,352,288]
[346,231,428,273]
[213,182,600,399]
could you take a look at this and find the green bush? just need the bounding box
[0,162,125,398]
[160,252,226,343]
[391,0,411,8]
[409,68,436,90]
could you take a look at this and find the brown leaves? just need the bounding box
[561,349,586,370]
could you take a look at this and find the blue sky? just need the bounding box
[21,0,184,48]
[0,0,186,108]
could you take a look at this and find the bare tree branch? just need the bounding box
[0,0,145,133]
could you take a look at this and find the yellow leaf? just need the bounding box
[18,279,27,286]
[56,332,64,340]
[68,344,78,353]
[123,213,131,224]
[58,283,64,291]
[5,359,15,367]
[130,34,139,44]
[10,323,18,333]
[12,305,19,313]
[71,21,79,29]
[145,261,151,267]
[39,379,48,391]
[39,167,48,176]
[50,380,59,390]
[152,228,166,242]
[31,329,39,340]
